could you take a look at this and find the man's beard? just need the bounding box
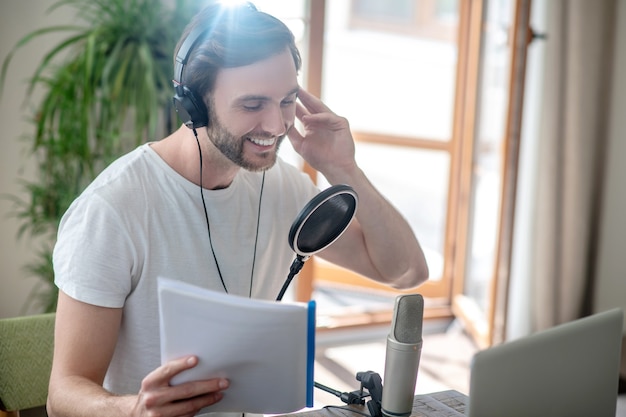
[205,109,287,172]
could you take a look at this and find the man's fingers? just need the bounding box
[287,124,304,144]
[295,102,310,121]
[162,378,229,405]
[142,356,198,388]
[138,356,230,414]
[160,391,224,417]
[138,388,225,417]
[297,88,331,114]
[142,356,229,395]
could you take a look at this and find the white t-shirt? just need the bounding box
[53,143,318,413]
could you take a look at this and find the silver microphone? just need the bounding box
[381,294,424,417]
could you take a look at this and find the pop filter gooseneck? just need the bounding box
[276,184,358,301]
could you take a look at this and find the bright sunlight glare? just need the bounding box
[217,0,249,8]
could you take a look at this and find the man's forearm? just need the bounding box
[326,166,429,289]
[47,376,134,417]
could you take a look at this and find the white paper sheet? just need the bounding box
[157,277,315,414]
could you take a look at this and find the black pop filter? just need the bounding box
[289,184,358,256]
[276,184,358,301]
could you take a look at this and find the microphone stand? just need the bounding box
[313,371,383,417]
[276,255,307,301]
[314,381,365,405]
[276,259,384,417]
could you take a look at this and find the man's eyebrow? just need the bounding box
[285,86,300,98]
[236,94,269,103]
[234,87,300,103]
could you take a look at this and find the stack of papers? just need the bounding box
[158,277,315,414]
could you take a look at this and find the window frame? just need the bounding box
[296,0,531,347]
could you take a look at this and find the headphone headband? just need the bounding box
[172,20,210,129]
[172,2,258,129]
[173,24,207,96]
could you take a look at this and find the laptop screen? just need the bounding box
[467,309,623,417]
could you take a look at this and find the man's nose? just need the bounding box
[261,105,287,137]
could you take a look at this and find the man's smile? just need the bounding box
[247,136,277,147]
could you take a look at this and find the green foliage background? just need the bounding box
[1,0,199,312]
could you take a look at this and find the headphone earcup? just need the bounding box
[173,86,209,129]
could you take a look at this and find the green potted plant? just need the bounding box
[1,0,198,313]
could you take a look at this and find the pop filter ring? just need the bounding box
[288,184,358,257]
[276,184,358,301]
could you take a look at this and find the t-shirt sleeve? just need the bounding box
[53,192,137,308]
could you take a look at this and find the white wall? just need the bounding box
[0,1,75,318]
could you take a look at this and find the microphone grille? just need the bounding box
[392,294,424,344]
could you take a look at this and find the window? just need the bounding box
[268,0,531,346]
[350,0,458,42]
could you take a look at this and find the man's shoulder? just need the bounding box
[69,145,159,210]
[93,144,165,190]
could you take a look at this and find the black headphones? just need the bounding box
[172,2,259,130]
[172,24,211,129]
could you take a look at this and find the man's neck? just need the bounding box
[151,125,239,190]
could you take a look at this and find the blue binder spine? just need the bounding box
[306,300,316,407]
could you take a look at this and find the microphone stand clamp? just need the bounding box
[313,370,383,417]
[356,371,383,417]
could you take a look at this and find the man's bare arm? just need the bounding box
[290,88,429,289]
[47,291,228,417]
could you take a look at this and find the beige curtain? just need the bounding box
[531,0,617,330]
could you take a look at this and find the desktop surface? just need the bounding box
[284,390,467,417]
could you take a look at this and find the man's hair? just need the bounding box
[174,1,302,103]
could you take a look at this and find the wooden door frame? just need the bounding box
[451,0,532,348]
[294,0,325,303]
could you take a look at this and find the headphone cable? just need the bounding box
[193,128,265,296]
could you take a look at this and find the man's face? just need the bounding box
[207,48,299,172]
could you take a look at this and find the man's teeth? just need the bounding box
[248,137,276,146]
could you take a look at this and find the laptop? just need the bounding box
[412,309,623,416]
[467,308,623,417]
